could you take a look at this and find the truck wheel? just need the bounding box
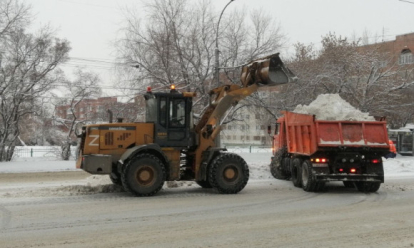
[283,157,292,179]
[301,160,318,192]
[314,182,325,192]
[270,147,289,180]
[291,158,302,188]
[208,153,249,194]
[195,180,212,188]
[356,182,381,193]
[121,153,166,196]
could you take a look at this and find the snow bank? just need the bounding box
[293,94,375,121]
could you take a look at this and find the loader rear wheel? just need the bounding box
[301,159,318,192]
[208,153,249,194]
[355,182,381,193]
[121,153,166,197]
[291,158,302,188]
[109,171,122,186]
[195,180,212,188]
[270,147,289,180]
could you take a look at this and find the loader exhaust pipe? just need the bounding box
[107,109,113,123]
[240,53,297,88]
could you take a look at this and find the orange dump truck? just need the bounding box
[269,111,390,193]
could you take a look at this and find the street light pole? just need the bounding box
[215,0,235,88]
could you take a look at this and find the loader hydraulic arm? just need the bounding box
[195,53,296,142]
[192,53,296,179]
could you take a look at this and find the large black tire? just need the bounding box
[109,171,122,186]
[282,157,292,179]
[121,153,166,196]
[291,158,302,188]
[355,182,381,193]
[195,180,213,188]
[208,153,249,194]
[314,182,325,192]
[270,147,289,180]
[301,159,318,192]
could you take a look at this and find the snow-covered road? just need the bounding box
[1,153,414,247]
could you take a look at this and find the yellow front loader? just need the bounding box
[76,53,296,196]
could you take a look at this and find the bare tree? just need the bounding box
[282,33,414,127]
[52,69,101,160]
[116,0,286,115]
[0,1,70,161]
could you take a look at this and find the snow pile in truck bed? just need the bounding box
[293,94,375,121]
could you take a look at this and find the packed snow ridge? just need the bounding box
[293,94,375,121]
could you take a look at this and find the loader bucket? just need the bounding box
[241,53,296,87]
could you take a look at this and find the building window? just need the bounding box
[233,135,237,140]
[253,136,261,141]
[246,136,250,141]
[399,49,413,65]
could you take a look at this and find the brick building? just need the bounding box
[55,96,144,125]
[359,32,414,67]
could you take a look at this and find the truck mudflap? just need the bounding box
[314,174,384,183]
[81,155,112,174]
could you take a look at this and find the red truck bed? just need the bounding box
[283,111,389,156]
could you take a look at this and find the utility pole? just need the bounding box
[215,0,235,88]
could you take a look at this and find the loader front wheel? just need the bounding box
[121,153,166,196]
[208,153,249,194]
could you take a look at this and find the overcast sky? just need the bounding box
[26,0,414,88]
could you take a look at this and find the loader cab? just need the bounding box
[144,87,196,147]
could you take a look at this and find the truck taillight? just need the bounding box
[372,159,380,164]
[350,168,357,173]
[312,158,328,163]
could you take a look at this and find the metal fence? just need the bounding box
[225,146,272,153]
[11,145,269,160]
[13,146,77,158]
